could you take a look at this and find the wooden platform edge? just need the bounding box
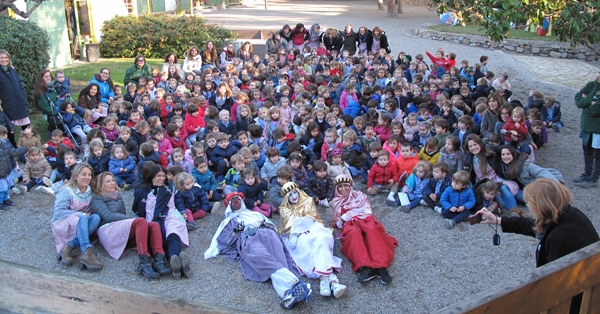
[434,241,600,314]
[0,259,246,314]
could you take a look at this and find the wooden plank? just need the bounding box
[436,242,600,314]
[547,299,571,314]
[587,286,600,312]
[579,289,591,314]
[0,259,243,314]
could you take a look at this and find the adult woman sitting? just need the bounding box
[204,192,311,309]
[266,32,287,55]
[307,24,323,50]
[132,162,190,279]
[52,163,104,271]
[219,43,236,71]
[291,23,309,51]
[88,68,115,104]
[463,134,517,211]
[34,69,60,132]
[92,172,171,278]
[320,28,343,54]
[0,49,30,147]
[279,182,346,299]
[182,46,202,75]
[123,55,152,86]
[477,179,599,313]
[200,41,219,71]
[480,92,504,139]
[497,145,563,203]
[236,41,253,62]
[366,26,391,54]
[161,52,184,78]
[331,174,397,284]
[78,82,106,125]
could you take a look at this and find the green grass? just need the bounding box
[429,24,560,41]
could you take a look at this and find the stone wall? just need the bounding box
[415,26,599,61]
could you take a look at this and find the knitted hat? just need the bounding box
[333,174,353,186]
[224,192,244,207]
[328,149,343,158]
[281,182,299,196]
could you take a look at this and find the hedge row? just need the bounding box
[99,14,236,59]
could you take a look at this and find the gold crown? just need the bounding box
[281,182,299,196]
[333,175,353,186]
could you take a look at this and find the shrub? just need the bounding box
[0,17,50,107]
[99,14,236,59]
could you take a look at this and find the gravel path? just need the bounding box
[2,1,600,313]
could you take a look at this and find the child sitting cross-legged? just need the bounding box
[400,161,433,213]
[237,168,276,217]
[220,153,245,195]
[440,170,476,229]
[421,162,451,214]
[108,144,136,190]
[174,172,217,231]
[367,150,400,207]
[191,157,221,202]
[15,147,50,194]
[305,160,334,207]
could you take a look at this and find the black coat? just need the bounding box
[340,30,358,55]
[0,66,28,121]
[320,33,343,53]
[366,32,391,54]
[501,206,599,267]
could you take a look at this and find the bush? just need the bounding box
[99,14,236,59]
[0,17,50,108]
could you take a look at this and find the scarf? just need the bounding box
[46,81,56,93]
[358,32,368,43]
[331,186,372,223]
[373,33,382,41]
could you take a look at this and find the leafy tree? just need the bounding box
[430,0,600,51]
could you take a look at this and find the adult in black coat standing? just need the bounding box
[0,49,30,147]
[477,179,599,314]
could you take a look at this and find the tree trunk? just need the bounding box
[397,0,403,14]
[377,0,384,11]
[387,0,398,18]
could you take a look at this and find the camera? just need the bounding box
[468,213,483,225]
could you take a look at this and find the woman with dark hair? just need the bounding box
[0,49,30,147]
[236,41,253,62]
[123,54,152,86]
[88,67,115,104]
[92,172,170,278]
[132,162,190,279]
[307,24,323,50]
[480,91,505,139]
[477,179,598,314]
[78,83,106,125]
[34,69,60,132]
[462,134,517,211]
[52,163,104,271]
[279,24,294,50]
[291,23,309,51]
[266,32,287,55]
[161,52,184,78]
[340,24,358,56]
[183,46,202,75]
[200,41,219,71]
[366,26,391,54]
[219,43,236,71]
[209,82,234,112]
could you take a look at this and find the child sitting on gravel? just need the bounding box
[440,170,476,229]
[14,147,52,194]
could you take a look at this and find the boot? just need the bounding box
[152,253,171,276]
[78,246,104,271]
[136,255,159,278]
[170,255,182,279]
[180,252,192,278]
[57,244,73,266]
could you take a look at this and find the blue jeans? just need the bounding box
[69,213,101,252]
[0,190,8,202]
[409,197,422,209]
[359,168,369,182]
[186,128,204,147]
[348,166,360,177]
[516,189,525,204]
[495,184,517,210]
[442,208,470,223]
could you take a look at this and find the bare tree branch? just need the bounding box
[0,0,47,19]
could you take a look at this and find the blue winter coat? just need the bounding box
[89,75,114,104]
[422,175,451,200]
[88,153,110,176]
[191,167,217,194]
[60,106,87,129]
[0,138,26,178]
[237,181,268,209]
[109,156,136,177]
[440,184,476,211]
[174,184,211,213]
[343,100,361,118]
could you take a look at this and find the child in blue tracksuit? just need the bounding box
[422,162,452,211]
[174,172,214,231]
[191,156,221,202]
[401,161,432,212]
[108,144,136,188]
[440,170,476,229]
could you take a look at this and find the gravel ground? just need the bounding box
[2,1,600,313]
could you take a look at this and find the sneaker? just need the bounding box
[180,252,192,278]
[445,218,456,229]
[280,281,311,309]
[39,186,54,196]
[576,180,598,188]
[211,202,221,213]
[0,204,6,211]
[3,199,14,206]
[18,185,27,194]
[357,267,376,282]
[319,199,329,207]
[319,277,331,297]
[573,174,589,183]
[385,198,397,207]
[331,283,347,298]
[170,255,182,279]
[42,177,53,187]
[434,206,442,214]
[376,268,392,284]
[552,124,560,132]
[11,187,20,195]
[186,222,198,231]
[402,205,410,213]
[420,199,428,206]
[123,184,132,191]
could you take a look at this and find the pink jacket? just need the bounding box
[339,90,358,111]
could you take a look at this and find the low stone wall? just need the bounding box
[415,26,599,61]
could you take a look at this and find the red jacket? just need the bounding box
[44,137,75,157]
[165,132,187,152]
[185,112,205,134]
[395,150,419,185]
[426,51,456,72]
[502,118,528,143]
[368,161,399,187]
